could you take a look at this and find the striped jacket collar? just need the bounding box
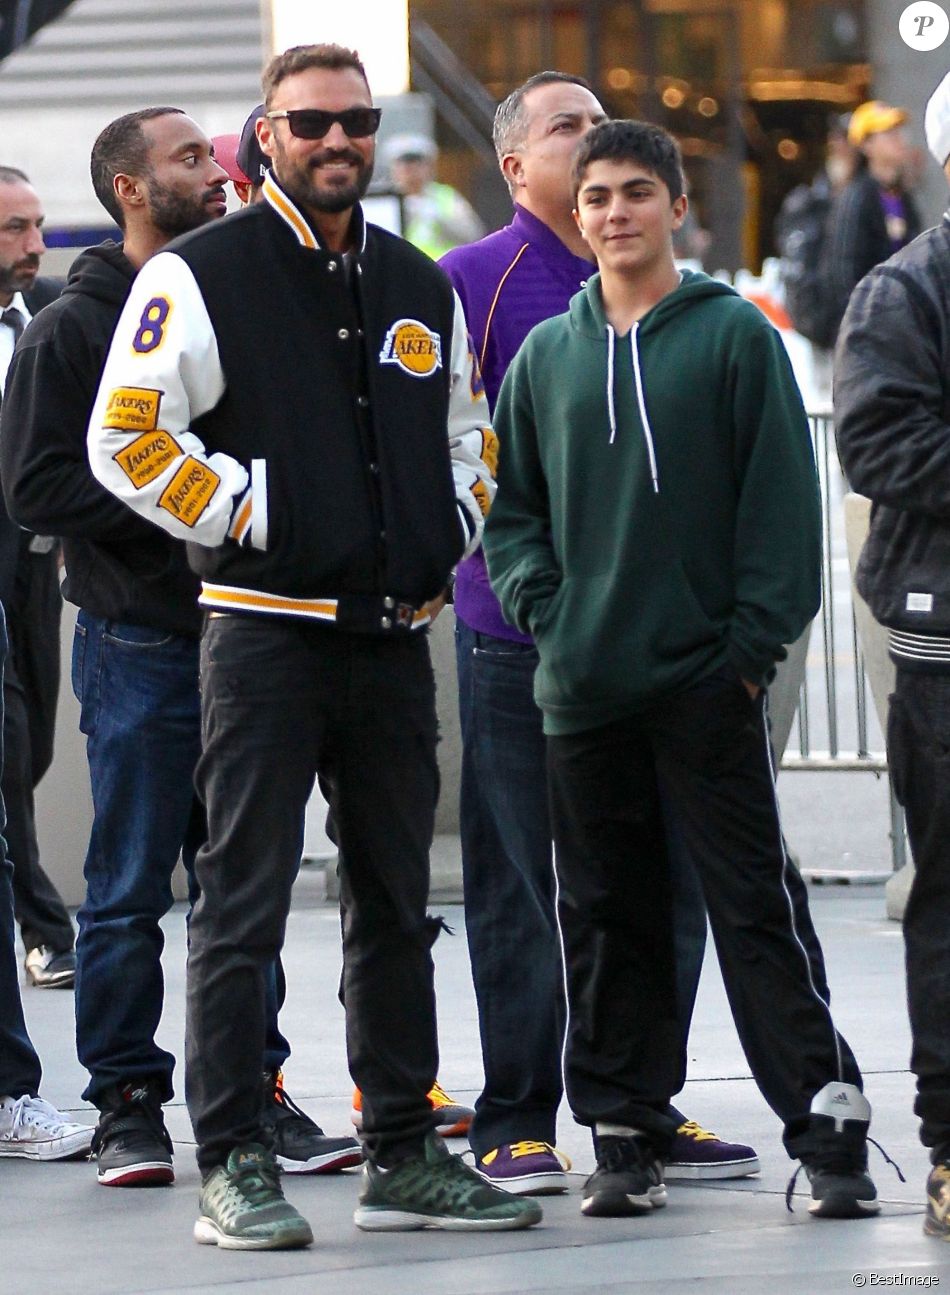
[262,171,368,254]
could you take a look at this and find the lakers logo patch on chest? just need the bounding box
[379,318,443,378]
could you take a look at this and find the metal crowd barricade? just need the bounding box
[779,410,907,874]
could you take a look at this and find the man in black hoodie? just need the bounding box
[0,107,360,1188]
[0,166,77,992]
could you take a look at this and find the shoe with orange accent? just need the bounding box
[351,1081,474,1138]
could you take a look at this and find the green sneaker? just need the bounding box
[354,1132,543,1232]
[194,1144,313,1250]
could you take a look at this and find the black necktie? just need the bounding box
[1,307,23,344]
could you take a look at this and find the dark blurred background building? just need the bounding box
[1,0,946,274]
[410,0,947,271]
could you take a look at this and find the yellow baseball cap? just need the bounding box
[847,100,909,146]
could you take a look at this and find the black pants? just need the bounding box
[887,668,950,1162]
[547,666,861,1159]
[5,545,72,954]
[186,616,440,1172]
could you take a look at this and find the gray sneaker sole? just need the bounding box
[353,1203,542,1232]
[278,1147,363,1174]
[808,1193,879,1219]
[194,1216,314,1250]
[26,969,75,989]
[582,1184,668,1217]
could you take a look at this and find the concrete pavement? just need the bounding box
[3,865,947,1293]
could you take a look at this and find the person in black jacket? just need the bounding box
[0,197,93,1149]
[0,168,76,990]
[1,107,360,1190]
[87,43,538,1250]
[835,69,950,1241]
[823,99,922,343]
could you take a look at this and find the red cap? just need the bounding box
[211,133,250,185]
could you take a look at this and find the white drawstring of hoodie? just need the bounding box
[604,322,660,493]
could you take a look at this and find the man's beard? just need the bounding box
[148,179,226,238]
[276,145,373,215]
[0,255,39,296]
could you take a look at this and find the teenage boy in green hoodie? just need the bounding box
[484,120,879,1222]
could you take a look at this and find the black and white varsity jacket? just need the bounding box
[87,172,496,634]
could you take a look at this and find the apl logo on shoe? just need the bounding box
[379,318,443,378]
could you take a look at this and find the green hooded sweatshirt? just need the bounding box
[483,269,821,736]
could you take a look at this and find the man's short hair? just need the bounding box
[262,43,369,108]
[492,71,594,164]
[572,120,685,204]
[90,107,185,229]
[0,166,29,186]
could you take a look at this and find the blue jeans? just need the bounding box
[456,621,565,1156]
[72,612,290,1107]
[0,607,42,1099]
[456,620,708,1155]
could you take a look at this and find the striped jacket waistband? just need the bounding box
[200,582,431,633]
[889,628,950,669]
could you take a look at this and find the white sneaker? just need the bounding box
[0,1094,94,1161]
[24,945,76,989]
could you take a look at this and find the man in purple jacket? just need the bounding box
[440,71,760,1194]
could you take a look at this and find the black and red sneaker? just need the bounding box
[92,1080,174,1187]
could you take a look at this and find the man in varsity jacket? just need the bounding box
[3,107,361,1188]
[87,44,539,1249]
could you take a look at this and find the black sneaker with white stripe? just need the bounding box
[581,1133,667,1218]
[786,1083,883,1219]
[92,1079,174,1187]
[263,1069,362,1174]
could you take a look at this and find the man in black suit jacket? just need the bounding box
[0,166,74,990]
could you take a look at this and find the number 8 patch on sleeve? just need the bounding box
[132,297,172,355]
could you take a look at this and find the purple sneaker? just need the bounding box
[477,1141,571,1195]
[665,1121,760,1181]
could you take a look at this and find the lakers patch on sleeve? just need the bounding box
[480,428,499,477]
[157,456,221,527]
[113,430,182,490]
[102,387,162,433]
[472,480,491,517]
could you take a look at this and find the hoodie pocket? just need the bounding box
[533,559,724,710]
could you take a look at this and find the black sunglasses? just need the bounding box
[265,107,382,140]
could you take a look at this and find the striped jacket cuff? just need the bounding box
[227,486,253,545]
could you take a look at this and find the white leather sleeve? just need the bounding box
[447,290,496,559]
[87,251,249,547]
